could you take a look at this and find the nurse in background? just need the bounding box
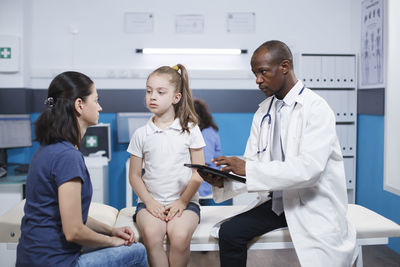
[194,98,222,199]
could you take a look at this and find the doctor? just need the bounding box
[199,40,357,267]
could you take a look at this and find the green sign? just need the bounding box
[85,136,98,148]
[0,47,11,59]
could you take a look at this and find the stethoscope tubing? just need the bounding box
[257,86,305,155]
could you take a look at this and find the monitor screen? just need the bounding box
[116,113,152,143]
[0,114,32,149]
[79,123,111,161]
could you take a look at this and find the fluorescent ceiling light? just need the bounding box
[136,48,247,55]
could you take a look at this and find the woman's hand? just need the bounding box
[109,236,129,247]
[145,199,166,220]
[164,199,187,222]
[111,226,137,246]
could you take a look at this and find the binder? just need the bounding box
[344,157,355,189]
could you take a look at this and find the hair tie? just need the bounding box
[44,97,55,109]
[172,65,179,71]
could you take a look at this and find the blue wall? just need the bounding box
[7,112,254,209]
[7,112,400,253]
[356,115,400,253]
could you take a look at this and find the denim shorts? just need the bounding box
[133,202,201,223]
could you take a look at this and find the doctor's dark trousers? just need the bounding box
[218,200,287,267]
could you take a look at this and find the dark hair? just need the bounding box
[255,40,294,68]
[35,71,94,147]
[148,64,198,133]
[194,98,218,131]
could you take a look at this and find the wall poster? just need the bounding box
[360,0,385,88]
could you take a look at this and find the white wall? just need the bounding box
[0,0,25,87]
[2,0,361,89]
[384,0,400,195]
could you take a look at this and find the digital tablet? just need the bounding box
[184,164,246,183]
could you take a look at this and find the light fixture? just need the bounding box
[135,48,247,55]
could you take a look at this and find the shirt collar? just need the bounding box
[169,118,182,130]
[146,117,182,134]
[258,80,305,111]
[282,80,303,107]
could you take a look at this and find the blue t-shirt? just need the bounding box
[17,141,92,267]
[199,127,222,197]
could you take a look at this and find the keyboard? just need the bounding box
[14,164,30,174]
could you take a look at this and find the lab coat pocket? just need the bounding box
[298,187,317,206]
[296,118,303,140]
[298,191,306,206]
[287,115,303,156]
[290,135,301,156]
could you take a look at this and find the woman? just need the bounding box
[194,98,222,199]
[16,71,147,267]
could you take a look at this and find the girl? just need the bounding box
[128,64,205,267]
[17,71,147,267]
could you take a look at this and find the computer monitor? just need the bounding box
[79,123,111,161]
[0,114,32,174]
[116,113,152,143]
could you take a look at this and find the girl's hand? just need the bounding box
[111,226,137,246]
[164,199,186,222]
[145,199,166,220]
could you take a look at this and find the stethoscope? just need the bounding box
[257,86,305,155]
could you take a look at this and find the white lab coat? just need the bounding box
[212,82,357,267]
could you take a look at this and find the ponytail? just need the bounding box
[172,64,198,132]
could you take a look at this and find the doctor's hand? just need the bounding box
[212,156,246,176]
[197,169,224,188]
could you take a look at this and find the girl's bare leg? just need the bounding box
[137,209,168,267]
[166,210,199,267]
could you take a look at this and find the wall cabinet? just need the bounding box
[300,53,357,203]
